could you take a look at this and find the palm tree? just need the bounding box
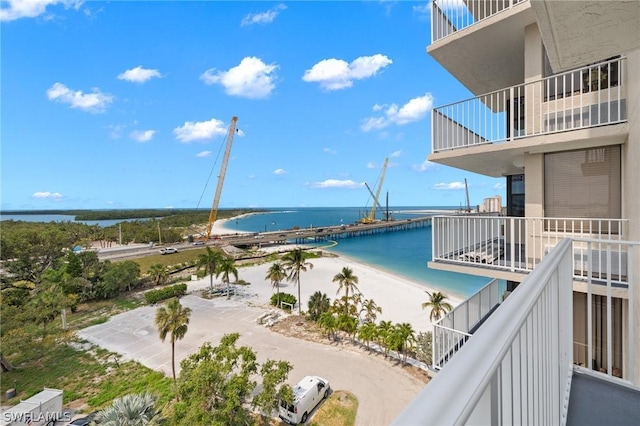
[395,322,416,362]
[216,256,238,299]
[155,298,192,383]
[377,320,394,358]
[94,392,165,425]
[282,248,314,315]
[196,247,223,292]
[332,267,359,315]
[357,321,378,349]
[265,261,287,307]
[148,263,168,287]
[360,298,383,323]
[307,291,331,322]
[421,291,453,322]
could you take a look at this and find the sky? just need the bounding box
[1,0,506,210]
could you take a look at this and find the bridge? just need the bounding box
[97,217,433,261]
[224,217,432,247]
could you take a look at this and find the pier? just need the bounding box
[225,217,432,248]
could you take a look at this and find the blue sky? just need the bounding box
[1,0,505,210]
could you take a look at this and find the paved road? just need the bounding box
[79,295,425,425]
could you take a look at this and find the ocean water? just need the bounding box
[3,207,490,299]
[225,207,490,299]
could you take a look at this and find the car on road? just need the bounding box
[159,247,178,254]
[279,376,330,425]
[279,234,287,237]
[192,241,205,246]
[254,235,264,239]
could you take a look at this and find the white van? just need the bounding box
[278,376,330,425]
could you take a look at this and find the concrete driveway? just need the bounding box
[79,295,425,425]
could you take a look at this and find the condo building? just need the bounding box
[395,1,640,424]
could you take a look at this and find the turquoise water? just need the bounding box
[3,207,491,298]
[226,207,490,299]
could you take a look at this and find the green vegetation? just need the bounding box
[270,292,297,311]
[421,291,453,321]
[144,284,188,304]
[155,298,192,383]
[282,248,314,315]
[309,390,358,426]
[0,343,173,411]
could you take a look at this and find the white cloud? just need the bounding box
[303,54,392,91]
[310,179,364,189]
[367,162,376,169]
[1,0,82,22]
[46,82,113,113]
[390,150,402,158]
[173,117,227,143]
[241,3,286,26]
[372,104,384,112]
[117,66,162,83]
[433,181,466,190]
[413,2,431,20]
[200,57,278,99]
[196,151,212,158]
[493,182,506,190]
[361,92,434,131]
[32,191,63,200]
[273,169,287,175]
[130,129,155,142]
[412,159,435,172]
[323,148,337,155]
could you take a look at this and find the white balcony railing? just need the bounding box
[433,278,506,369]
[395,239,575,425]
[431,0,528,43]
[432,215,630,285]
[432,57,627,153]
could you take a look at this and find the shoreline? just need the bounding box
[206,216,462,333]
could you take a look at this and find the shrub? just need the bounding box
[145,283,188,304]
[270,292,296,311]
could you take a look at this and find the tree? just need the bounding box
[251,359,294,418]
[100,260,141,297]
[149,264,169,287]
[377,320,394,358]
[197,247,223,292]
[174,333,258,425]
[318,312,338,341]
[307,291,331,322]
[265,261,287,307]
[155,298,192,383]
[394,322,416,362]
[361,298,382,323]
[421,291,453,322]
[332,267,359,316]
[27,282,69,354]
[414,331,433,365]
[357,321,378,350]
[216,256,238,300]
[94,392,165,425]
[282,248,314,315]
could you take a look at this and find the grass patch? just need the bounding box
[128,248,218,274]
[0,342,173,411]
[309,390,358,426]
[88,317,108,326]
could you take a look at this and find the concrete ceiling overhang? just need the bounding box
[428,123,628,177]
[531,0,640,72]
[427,3,537,96]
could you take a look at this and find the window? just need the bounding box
[544,146,621,228]
[507,174,525,217]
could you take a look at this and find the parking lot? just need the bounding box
[79,295,425,425]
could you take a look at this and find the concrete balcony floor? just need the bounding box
[568,370,640,426]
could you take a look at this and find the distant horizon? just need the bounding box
[1,205,462,214]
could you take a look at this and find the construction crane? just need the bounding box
[360,157,389,224]
[464,178,472,213]
[205,116,239,240]
[364,182,389,221]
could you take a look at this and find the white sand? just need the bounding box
[188,216,463,333]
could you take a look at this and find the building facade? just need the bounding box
[395,1,639,423]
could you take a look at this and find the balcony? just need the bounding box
[428,0,535,95]
[430,215,630,286]
[429,57,628,176]
[431,0,528,43]
[394,239,640,425]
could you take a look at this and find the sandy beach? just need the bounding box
[196,217,463,333]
